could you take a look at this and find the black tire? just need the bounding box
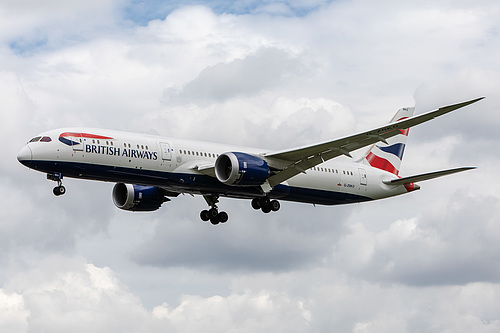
[270,200,280,212]
[58,186,66,195]
[200,210,210,221]
[208,208,219,218]
[218,211,228,223]
[251,198,261,210]
[262,205,272,214]
[53,186,61,196]
[261,197,270,207]
[210,217,219,225]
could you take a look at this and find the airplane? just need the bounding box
[17,97,483,225]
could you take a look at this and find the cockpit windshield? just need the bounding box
[28,136,51,143]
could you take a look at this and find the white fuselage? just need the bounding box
[17,127,411,206]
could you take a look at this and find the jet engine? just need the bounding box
[215,152,270,186]
[112,183,167,211]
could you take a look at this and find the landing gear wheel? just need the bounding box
[208,207,227,225]
[260,197,271,213]
[270,200,280,212]
[53,185,66,196]
[251,198,261,210]
[200,210,210,222]
[261,205,272,213]
[208,208,219,219]
[217,211,228,223]
[58,185,66,195]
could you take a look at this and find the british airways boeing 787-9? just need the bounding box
[17,98,483,224]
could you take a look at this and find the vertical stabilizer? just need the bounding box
[362,107,415,175]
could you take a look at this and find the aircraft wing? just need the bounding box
[263,97,483,187]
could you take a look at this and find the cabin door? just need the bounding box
[359,168,367,186]
[159,142,172,161]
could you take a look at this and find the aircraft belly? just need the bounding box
[30,159,375,204]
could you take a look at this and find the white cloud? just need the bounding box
[0,289,28,333]
[334,191,500,286]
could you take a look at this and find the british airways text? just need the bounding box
[85,145,158,160]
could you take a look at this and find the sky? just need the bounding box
[1,0,500,332]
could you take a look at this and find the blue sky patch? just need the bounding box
[122,0,328,25]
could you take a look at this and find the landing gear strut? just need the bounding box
[201,194,228,225]
[251,197,280,214]
[47,172,66,196]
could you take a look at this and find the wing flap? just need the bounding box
[382,167,476,185]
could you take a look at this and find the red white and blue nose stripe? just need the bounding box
[58,132,113,146]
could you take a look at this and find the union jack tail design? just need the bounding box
[362,107,415,175]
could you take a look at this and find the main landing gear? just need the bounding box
[200,194,228,225]
[251,197,280,213]
[47,172,66,196]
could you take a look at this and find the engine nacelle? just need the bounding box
[215,152,270,186]
[112,183,166,211]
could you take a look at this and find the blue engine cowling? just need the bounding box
[112,183,167,211]
[215,152,270,186]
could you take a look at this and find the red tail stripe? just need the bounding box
[366,152,399,175]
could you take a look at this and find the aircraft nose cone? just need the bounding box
[17,145,32,167]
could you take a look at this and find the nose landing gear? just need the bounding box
[47,172,66,196]
[53,185,66,196]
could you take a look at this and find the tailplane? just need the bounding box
[362,106,415,175]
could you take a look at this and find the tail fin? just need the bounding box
[362,107,415,176]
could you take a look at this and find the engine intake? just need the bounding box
[215,152,270,186]
[112,183,167,211]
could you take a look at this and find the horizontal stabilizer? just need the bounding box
[383,167,476,185]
